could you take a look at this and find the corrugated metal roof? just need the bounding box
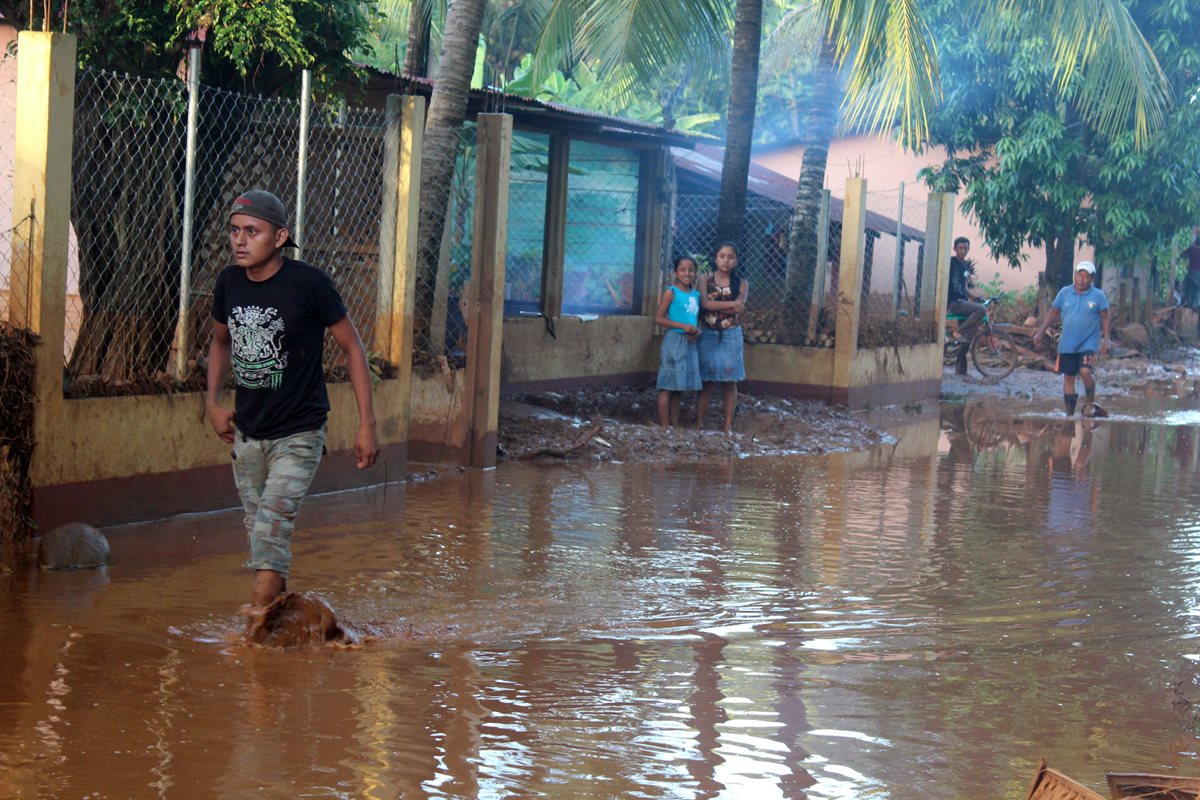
[366,71,704,146]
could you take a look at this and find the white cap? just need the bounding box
[1075,261,1096,275]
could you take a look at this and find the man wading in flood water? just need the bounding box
[206,190,379,608]
[1033,260,1111,417]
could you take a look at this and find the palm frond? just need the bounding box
[535,0,729,108]
[761,3,824,81]
[530,0,586,88]
[822,0,940,146]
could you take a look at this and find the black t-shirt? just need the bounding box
[210,258,348,440]
[948,256,971,304]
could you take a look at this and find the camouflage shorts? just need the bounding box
[231,427,325,578]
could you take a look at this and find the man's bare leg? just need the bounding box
[252,569,286,607]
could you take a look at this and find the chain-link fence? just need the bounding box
[672,188,936,349]
[672,193,838,346]
[505,130,550,316]
[1,50,20,326]
[859,188,935,348]
[64,67,387,396]
[67,69,187,389]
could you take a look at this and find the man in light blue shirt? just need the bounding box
[1033,261,1111,416]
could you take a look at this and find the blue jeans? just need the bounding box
[231,427,325,578]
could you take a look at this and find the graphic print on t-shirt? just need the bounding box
[229,304,288,389]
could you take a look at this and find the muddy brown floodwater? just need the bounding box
[3,362,1200,798]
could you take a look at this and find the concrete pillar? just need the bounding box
[11,32,76,478]
[832,177,867,396]
[540,134,568,318]
[927,192,954,345]
[10,32,75,341]
[918,191,953,324]
[376,94,402,357]
[383,96,424,369]
[635,147,669,316]
[465,114,511,468]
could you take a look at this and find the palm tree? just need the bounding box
[413,0,489,350]
[715,0,765,246]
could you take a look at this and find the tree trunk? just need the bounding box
[404,0,433,78]
[1045,229,1075,291]
[715,0,763,248]
[783,38,839,322]
[413,0,488,356]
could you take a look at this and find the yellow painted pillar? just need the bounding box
[465,113,512,468]
[832,177,867,397]
[12,32,76,486]
[11,33,75,341]
[923,191,955,345]
[382,95,424,454]
[386,95,425,367]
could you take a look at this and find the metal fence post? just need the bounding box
[295,69,311,257]
[171,44,201,380]
[892,181,905,313]
[805,189,832,342]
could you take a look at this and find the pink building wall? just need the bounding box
[753,135,1095,294]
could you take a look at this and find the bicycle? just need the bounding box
[943,298,1019,381]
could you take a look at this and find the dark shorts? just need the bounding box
[1055,352,1096,377]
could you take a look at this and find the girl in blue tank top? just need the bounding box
[654,256,702,426]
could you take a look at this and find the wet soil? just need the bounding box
[500,385,890,463]
[940,346,1200,403]
[500,348,1200,464]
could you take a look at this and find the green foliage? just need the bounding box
[2,0,373,95]
[921,0,1200,281]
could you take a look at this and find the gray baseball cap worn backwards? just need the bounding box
[230,189,298,249]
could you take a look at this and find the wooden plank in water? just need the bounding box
[1106,772,1200,800]
[1025,758,1107,800]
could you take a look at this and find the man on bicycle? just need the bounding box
[1033,261,1111,416]
[947,237,986,375]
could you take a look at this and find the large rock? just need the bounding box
[241,592,365,648]
[1117,323,1150,350]
[38,522,110,570]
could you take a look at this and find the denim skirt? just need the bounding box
[697,326,745,383]
[656,332,702,391]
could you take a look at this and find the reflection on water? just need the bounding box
[4,401,1200,798]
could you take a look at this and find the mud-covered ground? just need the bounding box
[940,346,1200,402]
[499,346,1200,464]
[499,385,891,463]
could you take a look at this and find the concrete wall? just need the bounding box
[408,369,470,464]
[741,341,941,410]
[405,314,660,462]
[500,315,657,390]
